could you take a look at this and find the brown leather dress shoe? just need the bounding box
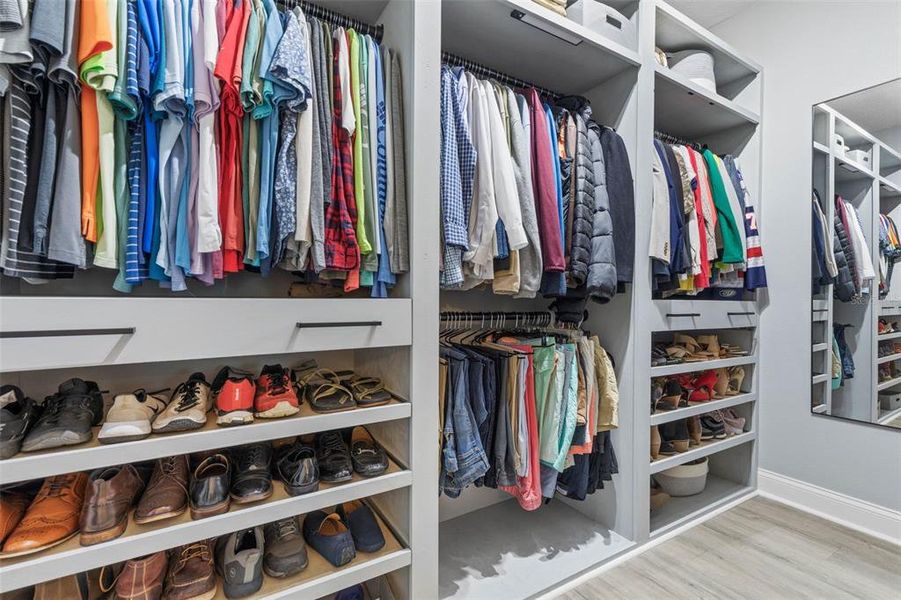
[2,472,88,556]
[163,540,217,600]
[0,493,29,545]
[79,464,145,546]
[134,456,189,525]
[116,551,168,600]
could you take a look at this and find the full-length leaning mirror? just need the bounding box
[811,78,901,429]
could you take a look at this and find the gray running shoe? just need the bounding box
[263,517,308,578]
[216,527,264,599]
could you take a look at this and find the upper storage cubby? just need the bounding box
[653,1,760,153]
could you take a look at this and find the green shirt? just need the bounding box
[703,149,743,264]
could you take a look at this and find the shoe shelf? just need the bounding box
[0,297,412,373]
[812,342,828,353]
[650,354,757,377]
[218,512,409,600]
[649,430,757,475]
[876,375,901,391]
[649,474,754,538]
[811,403,829,414]
[649,392,757,426]
[0,461,411,593]
[811,373,830,386]
[877,405,901,425]
[876,352,901,365]
[878,331,901,341]
[0,400,411,486]
[813,141,830,155]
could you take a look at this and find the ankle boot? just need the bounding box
[659,421,690,454]
[687,415,702,446]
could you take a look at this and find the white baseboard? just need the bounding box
[758,469,901,546]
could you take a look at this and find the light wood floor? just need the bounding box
[559,497,901,600]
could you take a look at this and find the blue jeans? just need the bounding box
[440,348,489,497]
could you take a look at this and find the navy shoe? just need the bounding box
[335,584,365,600]
[302,511,356,567]
[336,500,385,553]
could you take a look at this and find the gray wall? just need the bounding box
[875,126,901,151]
[711,1,901,510]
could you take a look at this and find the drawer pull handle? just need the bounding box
[296,321,383,329]
[727,311,756,316]
[666,313,701,318]
[0,327,136,339]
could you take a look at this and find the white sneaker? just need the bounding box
[98,389,168,444]
[152,373,212,433]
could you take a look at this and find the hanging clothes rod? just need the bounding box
[441,52,561,100]
[278,0,384,42]
[654,129,703,149]
[439,311,555,329]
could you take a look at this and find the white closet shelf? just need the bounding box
[877,352,901,365]
[877,376,901,391]
[834,155,876,182]
[811,404,828,414]
[877,330,901,341]
[812,342,828,353]
[655,1,760,91]
[877,405,901,425]
[0,465,411,593]
[653,65,759,141]
[824,105,877,147]
[216,514,409,600]
[813,141,829,154]
[649,430,756,475]
[438,499,634,600]
[812,299,829,311]
[880,302,901,316]
[811,373,830,385]
[0,400,411,485]
[440,0,640,95]
[0,297,413,372]
[650,392,756,426]
[650,354,756,377]
[879,177,901,199]
[649,474,754,538]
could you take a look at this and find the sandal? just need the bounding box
[305,381,357,413]
[687,370,718,402]
[347,377,393,408]
[697,334,721,358]
[726,366,745,395]
[674,334,718,360]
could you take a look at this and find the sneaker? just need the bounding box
[336,501,385,553]
[0,385,40,459]
[720,408,746,436]
[315,431,353,483]
[254,365,300,419]
[216,527,264,599]
[699,414,727,440]
[21,379,104,453]
[230,444,273,504]
[302,511,355,568]
[213,367,255,427]
[165,540,217,600]
[98,389,168,444]
[152,373,212,433]
[275,441,319,496]
[263,517,308,578]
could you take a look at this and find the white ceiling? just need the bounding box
[666,0,758,28]
[824,79,901,134]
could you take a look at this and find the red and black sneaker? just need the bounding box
[212,367,255,426]
[254,365,300,419]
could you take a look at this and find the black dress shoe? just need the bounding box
[275,442,320,496]
[230,443,273,503]
[349,427,388,478]
[315,431,352,483]
[190,454,231,519]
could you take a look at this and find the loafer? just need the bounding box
[3,472,88,556]
[216,528,264,599]
[21,379,103,453]
[116,551,168,600]
[263,516,308,578]
[315,431,352,483]
[190,454,231,519]
[230,443,273,504]
[350,427,388,478]
[275,442,319,496]
[135,455,190,524]
[79,464,145,546]
[165,540,217,600]
[0,385,40,459]
[336,500,385,553]
[302,511,355,568]
[152,373,212,433]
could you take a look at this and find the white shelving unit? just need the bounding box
[810,104,901,424]
[0,1,765,597]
